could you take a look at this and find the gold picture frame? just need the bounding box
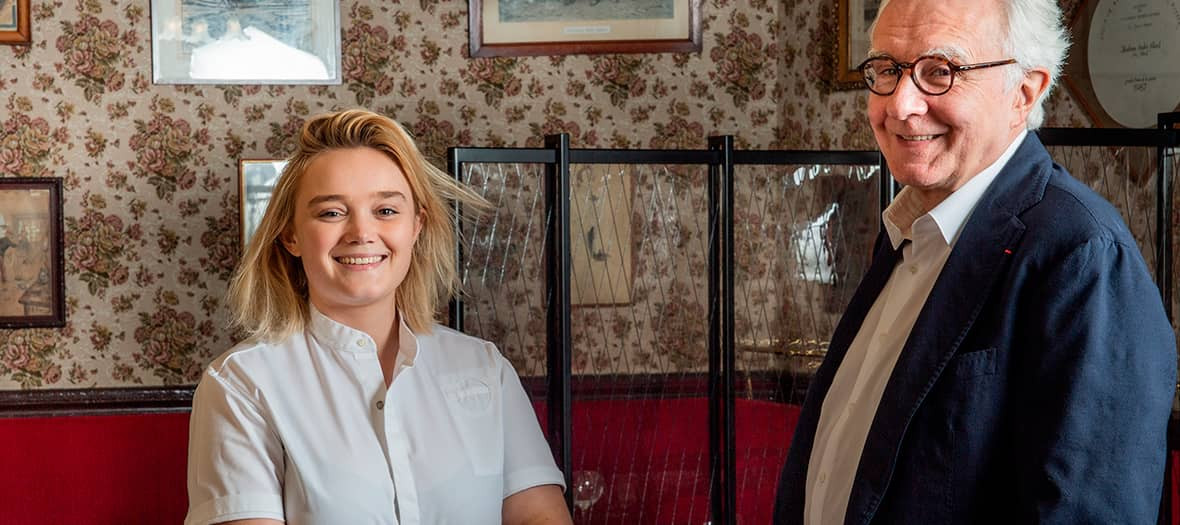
[834,0,881,89]
[469,0,702,57]
[0,0,31,46]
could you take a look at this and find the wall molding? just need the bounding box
[0,386,195,418]
[0,370,807,418]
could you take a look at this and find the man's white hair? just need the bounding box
[870,0,1070,129]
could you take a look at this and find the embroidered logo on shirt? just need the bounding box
[449,377,492,412]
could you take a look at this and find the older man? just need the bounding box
[773,0,1176,523]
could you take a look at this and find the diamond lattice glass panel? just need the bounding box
[568,163,712,524]
[457,162,549,381]
[457,161,715,524]
[732,162,881,523]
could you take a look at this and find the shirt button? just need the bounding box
[818,472,827,483]
[376,400,384,410]
[357,338,367,348]
[908,265,918,275]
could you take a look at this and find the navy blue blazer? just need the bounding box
[773,134,1177,524]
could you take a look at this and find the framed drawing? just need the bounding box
[834,0,881,89]
[150,0,341,84]
[0,0,31,45]
[0,178,65,329]
[239,159,286,248]
[1062,0,1180,128]
[570,165,633,306]
[469,0,701,57]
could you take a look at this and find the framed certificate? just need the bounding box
[1063,0,1180,128]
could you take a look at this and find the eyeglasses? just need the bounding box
[857,55,1017,96]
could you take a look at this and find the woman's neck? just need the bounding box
[311,298,401,359]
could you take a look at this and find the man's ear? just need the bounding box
[1014,68,1050,127]
[280,229,300,257]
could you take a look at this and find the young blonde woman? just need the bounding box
[186,109,571,525]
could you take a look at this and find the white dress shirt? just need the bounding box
[804,131,1026,525]
[186,305,565,525]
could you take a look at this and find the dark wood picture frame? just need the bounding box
[0,0,31,46]
[469,0,701,57]
[0,178,65,329]
[834,0,880,90]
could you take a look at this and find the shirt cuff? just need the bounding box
[504,465,567,498]
[185,493,285,525]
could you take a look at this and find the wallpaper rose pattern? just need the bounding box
[0,0,1155,390]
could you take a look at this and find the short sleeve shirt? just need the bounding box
[185,307,564,525]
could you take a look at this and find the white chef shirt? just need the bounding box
[185,305,565,525]
[804,131,1026,525]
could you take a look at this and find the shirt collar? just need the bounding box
[307,303,419,366]
[884,129,1026,249]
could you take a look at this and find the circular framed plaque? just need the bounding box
[1063,0,1180,128]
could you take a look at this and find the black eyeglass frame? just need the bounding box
[856,55,1018,96]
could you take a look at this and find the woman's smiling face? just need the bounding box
[281,146,422,319]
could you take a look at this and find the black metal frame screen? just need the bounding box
[447,137,887,521]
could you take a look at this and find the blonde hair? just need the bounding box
[228,109,489,341]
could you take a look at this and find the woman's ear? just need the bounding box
[279,229,300,257]
[414,210,423,243]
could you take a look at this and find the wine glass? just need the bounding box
[572,470,605,512]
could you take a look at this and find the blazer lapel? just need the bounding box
[843,134,1053,524]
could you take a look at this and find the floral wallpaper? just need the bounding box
[0,0,1146,391]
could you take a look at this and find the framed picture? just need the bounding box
[0,0,31,45]
[834,0,881,89]
[0,178,65,329]
[469,0,702,57]
[150,0,341,84]
[239,159,286,248]
[570,165,633,306]
[1062,0,1180,128]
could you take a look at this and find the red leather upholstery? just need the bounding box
[0,413,190,525]
[0,401,799,524]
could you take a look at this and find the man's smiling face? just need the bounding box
[868,0,1027,206]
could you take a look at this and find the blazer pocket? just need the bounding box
[949,347,997,379]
